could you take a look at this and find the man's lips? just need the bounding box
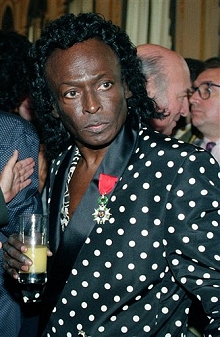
[191,109,203,115]
[81,122,110,133]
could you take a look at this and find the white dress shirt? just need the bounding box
[200,137,220,165]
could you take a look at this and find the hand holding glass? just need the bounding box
[18,214,48,284]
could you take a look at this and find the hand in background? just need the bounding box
[0,150,35,203]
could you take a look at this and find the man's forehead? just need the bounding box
[46,39,118,67]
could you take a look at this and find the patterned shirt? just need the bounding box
[0,110,42,337]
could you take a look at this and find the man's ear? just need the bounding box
[123,81,132,99]
[145,76,156,99]
[51,105,60,118]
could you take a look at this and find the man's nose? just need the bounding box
[189,90,200,105]
[180,97,190,117]
[82,90,101,114]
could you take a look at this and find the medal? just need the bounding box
[93,173,118,224]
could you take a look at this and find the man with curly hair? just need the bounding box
[3,13,220,337]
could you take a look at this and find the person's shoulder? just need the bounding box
[140,125,200,153]
[0,110,31,126]
[138,126,219,173]
[0,110,38,135]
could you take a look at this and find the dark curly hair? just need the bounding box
[29,12,157,160]
[0,30,32,112]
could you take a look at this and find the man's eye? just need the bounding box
[64,90,77,98]
[205,87,211,93]
[98,82,113,90]
[178,95,188,102]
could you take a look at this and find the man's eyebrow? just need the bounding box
[179,88,191,95]
[59,73,110,86]
[194,81,212,86]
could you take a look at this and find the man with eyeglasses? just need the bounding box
[189,59,220,165]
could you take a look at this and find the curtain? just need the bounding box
[126,0,171,48]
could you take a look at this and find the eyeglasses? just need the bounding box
[190,82,220,100]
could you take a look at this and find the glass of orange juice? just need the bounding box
[18,214,48,285]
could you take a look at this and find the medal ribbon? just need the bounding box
[98,173,118,195]
[93,174,118,224]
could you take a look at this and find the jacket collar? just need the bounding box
[49,113,140,253]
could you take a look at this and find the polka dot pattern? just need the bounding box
[44,122,220,336]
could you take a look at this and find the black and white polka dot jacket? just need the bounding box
[44,114,220,337]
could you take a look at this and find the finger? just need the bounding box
[6,234,31,253]
[7,233,25,250]
[15,158,35,172]
[3,242,32,280]
[3,260,19,279]
[47,248,53,257]
[22,167,34,181]
[14,161,35,178]
[14,168,34,183]
[19,178,32,190]
[3,250,30,270]
[15,161,35,186]
[7,150,19,167]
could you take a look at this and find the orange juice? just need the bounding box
[25,245,47,273]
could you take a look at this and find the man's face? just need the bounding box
[45,38,131,149]
[150,60,191,136]
[189,68,220,138]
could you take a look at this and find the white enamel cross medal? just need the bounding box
[93,174,118,225]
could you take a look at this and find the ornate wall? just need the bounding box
[0,0,219,60]
[0,0,66,40]
[175,0,219,60]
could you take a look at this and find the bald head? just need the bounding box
[137,44,191,135]
[137,44,190,97]
[137,43,182,60]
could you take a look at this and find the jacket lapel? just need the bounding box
[50,113,140,256]
[48,148,74,255]
[39,114,140,335]
[67,112,140,238]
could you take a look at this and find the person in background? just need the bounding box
[0,31,32,116]
[205,56,220,68]
[0,150,35,227]
[137,43,191,136]
[3,13,220,337]
[174,58,205,142]
[189,58,220,165]
[137,46,211,337]
[185,58,205,83]
[0,30,42,337]
[0,30,48,195]
[183,56,220,336]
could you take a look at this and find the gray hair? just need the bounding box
[139,54,169,99]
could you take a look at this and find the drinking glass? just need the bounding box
[18,214,48,285]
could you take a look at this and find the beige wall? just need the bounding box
[175,0,219,60]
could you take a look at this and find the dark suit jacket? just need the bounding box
[0,188,8,226]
